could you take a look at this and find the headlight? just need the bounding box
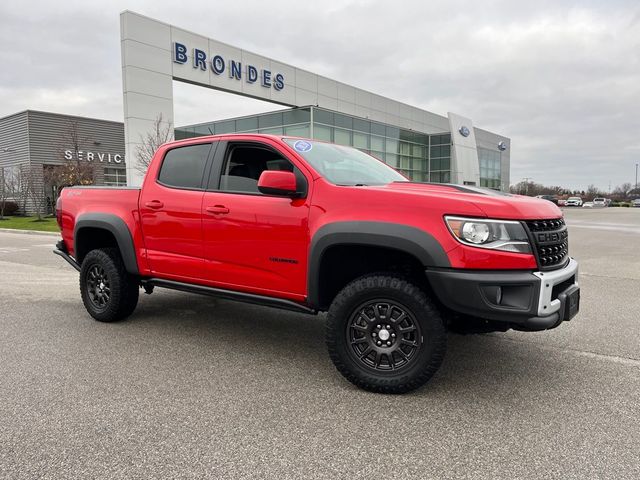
[444,216,531,253]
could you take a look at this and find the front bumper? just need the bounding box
[426,258,579,331]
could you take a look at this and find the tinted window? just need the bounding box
[157,143,211,189]
[220,145,294,194]
[258,112,284,128]
[283,108,310,125]
[313,108,334,125]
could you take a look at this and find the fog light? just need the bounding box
[481,286,503,306]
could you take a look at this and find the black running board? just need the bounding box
[53,248,81,272]
[141,278,316,315]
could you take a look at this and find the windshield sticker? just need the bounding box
[293,140,312,152]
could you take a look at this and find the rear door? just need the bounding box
[139,142,216,280]
[201,138,311,298]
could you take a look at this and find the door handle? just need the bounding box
[145,200,164,209]
[205,205,230,215]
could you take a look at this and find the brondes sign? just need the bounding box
[173,42,285,91]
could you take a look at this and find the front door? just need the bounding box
[201,139,311,300]
[139,142,215,280]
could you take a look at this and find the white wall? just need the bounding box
[448,113,480,186]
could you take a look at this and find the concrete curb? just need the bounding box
[0,228,60,237]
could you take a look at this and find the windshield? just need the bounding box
[283,139,407,186]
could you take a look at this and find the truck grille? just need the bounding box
[525,218,569,270]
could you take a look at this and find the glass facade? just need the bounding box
[478,147,502,189]
[175,108,311,139]
[175,107,489,185]
[309,108,441,183]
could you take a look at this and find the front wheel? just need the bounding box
[326,275,446,394]
[80,248,139,322]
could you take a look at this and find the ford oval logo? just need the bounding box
[459,125,470,137]
[498,141,507,151]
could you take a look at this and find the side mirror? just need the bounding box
[258,170,300,197]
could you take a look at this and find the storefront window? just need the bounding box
[236,117,258,132]
[283,108,310,125]
[313,124,332,142]
[353,132,368,149]
[284,124,310,137]
[259,126,283,135]
[478,147,501,189]
[104,168,127,186]
[370,135,384,152]
[334,128,351,146]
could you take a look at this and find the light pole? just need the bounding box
[636,163,638,191]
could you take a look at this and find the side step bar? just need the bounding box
[53,242,314,315]
[53,247,81,272]
[141,278,317,315]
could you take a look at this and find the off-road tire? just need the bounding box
[80,248,139,322]
[326,274,446,394]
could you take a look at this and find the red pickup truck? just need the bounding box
[54,134,580,393]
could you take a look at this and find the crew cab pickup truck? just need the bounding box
[54,134,580,393]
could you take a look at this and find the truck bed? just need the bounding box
[58,186,142,260]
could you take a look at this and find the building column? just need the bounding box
[448,112,480,186]
[121,11,175,187]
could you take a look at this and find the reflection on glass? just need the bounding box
[174,106,458,185]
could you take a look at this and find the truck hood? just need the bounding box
[369,182,562,220]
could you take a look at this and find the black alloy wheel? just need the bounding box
[80,248,139,322]
[347,300,422,371]
[86,264,111,311]
[326,274,446,394]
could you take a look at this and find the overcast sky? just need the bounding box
[1,0,639,191]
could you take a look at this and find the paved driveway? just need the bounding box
[0,209,639,479]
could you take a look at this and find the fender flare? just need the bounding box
[74,213,139,275]
[307,221,450,309]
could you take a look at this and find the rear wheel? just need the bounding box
[80,248,139,322]
[326,274,446,394]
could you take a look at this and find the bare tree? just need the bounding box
[47,120,95,194]
[584,184,605,201]
[135,113,173,174]
[22,165,47,220]
[9,166,29,214]
[612,182,632,200]
[509,180,549,196]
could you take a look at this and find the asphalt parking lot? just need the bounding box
[0,208,639,479]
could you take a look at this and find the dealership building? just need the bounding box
[0,110,126,214]
[0,11,510,214]
[122,11,510,189]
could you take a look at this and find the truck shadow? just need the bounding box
[131,289,570,398]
